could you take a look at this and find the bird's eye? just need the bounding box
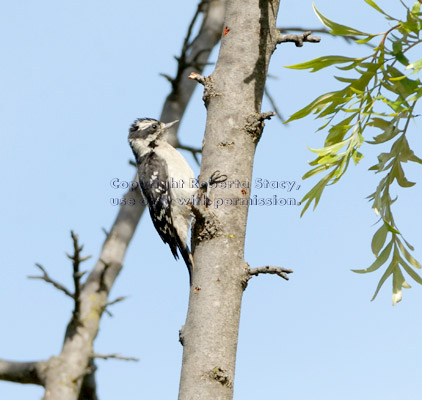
[152,124,157,129]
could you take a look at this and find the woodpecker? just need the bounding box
[128,118,196,284]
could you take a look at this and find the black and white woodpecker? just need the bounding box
[128,118,196,284]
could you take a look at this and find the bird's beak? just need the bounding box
[162,120,179,130]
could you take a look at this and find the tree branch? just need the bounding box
[28,263,74,299]
[92,353,139,362]
[0,359,47,385]
[178,143,202,165]
[67,230,91,321]
[103,296,127,317]
[249,265,293,281]
[162,0,226,147]
[278,26,374,46]
[264,87,285,123]
[277,30,321,47]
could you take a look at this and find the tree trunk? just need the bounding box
[178,0,281,399]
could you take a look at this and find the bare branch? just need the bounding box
[106,296,127,307]
[249,266,294,280]
[28,263,74,299]
[69,230,90,320]
[178,143,202,165]
[170,1,205,93]
[0,358,47,385]
[162,0,226,147]
[278,26,374,46]
[264,87,285,123]
[103,296,127,317]
[277,30,321,47]
[188,71,207,85]
[93,353,139,362]
[278,26,329,35]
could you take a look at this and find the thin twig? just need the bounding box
[28,264,74,299]
[92,353,139,362]
[278,26,374,46]
[249,265,293,281]
[178,143,202,166]
[264,87,285,123]
[277,31,321,47]
[188,71,207,85]
[106,296,127,308]
[68,231,91,320]
[103,296,127,317]
[167,1,204,92]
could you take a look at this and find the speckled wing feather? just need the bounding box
[137,151,180,260]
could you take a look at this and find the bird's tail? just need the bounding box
[176,237,194,285]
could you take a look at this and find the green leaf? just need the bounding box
[399,257,422,285]
[406,59,422,73]
[300,173,333,216]
[395,136,422,164]
[325,115,357,146]
[392,40,402,54]
[363,0,395,19]
[355,35,377,44]
[369,151,394,172]
[285,56,362,72]
[352,240,393,273]
[370,261,394,301]
[385,66,420,98]
[384,222,401,235]
[397,240,422,269]
[367,119,400,144]
[313,3,369,36]
[309,138,350,157]
[352,150,364,165]
[302,164,331,179]
[392,264,410,305]
[285,91,344,123]
[411,1,421,16]
[392,162,416,187]
[371,223,389,257]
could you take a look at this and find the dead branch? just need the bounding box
[28,264,74,299]
[249,265,293,280]
[278,26,374,46]
[277,30,321,47]
[93,354,139,362]
[67,230,91,320]
[264,87,285,123]
[103,296,127,317]
[178,143,202,165]
[0,358,47,385]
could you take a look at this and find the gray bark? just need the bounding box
[0,359,47,385]
[178,0,281,399]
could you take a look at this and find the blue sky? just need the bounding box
[1,1,421,399]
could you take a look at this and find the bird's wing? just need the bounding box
[137,151,180,260]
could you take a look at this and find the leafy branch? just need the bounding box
[286,0,422,304]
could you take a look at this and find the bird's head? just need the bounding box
[128,118,179,144]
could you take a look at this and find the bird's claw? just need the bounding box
[208,170,227,186]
